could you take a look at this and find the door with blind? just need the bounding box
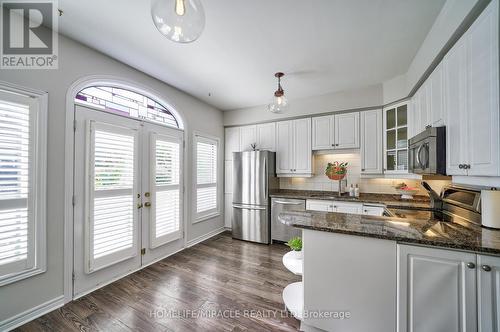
[141,122,183,265]
[73,105,184,297]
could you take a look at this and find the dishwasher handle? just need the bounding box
[273,200,304,205]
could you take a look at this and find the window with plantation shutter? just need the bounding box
[86,121,139,273]
[0,88,47,286]
[194,134,219,221]
[150,133,182,247]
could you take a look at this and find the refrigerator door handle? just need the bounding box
[233,204,267,210]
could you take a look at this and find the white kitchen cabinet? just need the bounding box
[334,201,362,214]
[444,0,499,176]
[335,112,360,149]
[383,102,409,173]
[225,127,241,160]
[312,112,359,150]
[305,199,332,212]
[239,125,257,152]
[362,205,385,216]
[224,193,232,228]
[360,109,383,174]
[467,0,499,176]
[224,160,233,194]
[477,254,500,332]
[276,118,312,176]
[306,199,363,214]
[398,245,477,332]
[256,122,276,151]
[303,230,396,332]
[444,37,468,176]
[312,115,333,150]
[429,63,445,126]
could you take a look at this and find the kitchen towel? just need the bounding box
[481,190,500,229]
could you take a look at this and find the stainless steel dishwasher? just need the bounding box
[271,198,304,243]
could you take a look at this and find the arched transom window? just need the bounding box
[75,86,180,128]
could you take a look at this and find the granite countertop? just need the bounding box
[270,189,430,208]
[278,210,500,255]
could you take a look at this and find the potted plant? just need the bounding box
[285,236,303,259]
[325,161,348,181]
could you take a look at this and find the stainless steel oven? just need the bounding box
[408,126,446,175]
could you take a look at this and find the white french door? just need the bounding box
[141,122,183,265]
[73,105,184,297]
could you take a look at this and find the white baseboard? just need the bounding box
[186,227,226,247]
[1,295,65,332]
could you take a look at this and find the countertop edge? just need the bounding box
[291,223,500,256]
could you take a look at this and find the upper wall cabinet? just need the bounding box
[224,123,276,160]
[256,122,276,151]
[361,110,383,174]
[276,118,312,176]
[444,0,499,176]
[225,127,241,160]
[411,63,445,136]
[312,112,359,150]
[383,102,409,173]
[240,125,257,152]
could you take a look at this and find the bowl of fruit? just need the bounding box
[394,183,419,199]
[325,161,348,181]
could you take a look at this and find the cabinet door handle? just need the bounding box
[361,168,365,171]
[459,164,464,169]
[466,262,476,269]
[482,265,492,272]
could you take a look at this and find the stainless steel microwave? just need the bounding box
[408,126,446,175]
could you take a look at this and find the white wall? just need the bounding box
[383,0,480,104]
[280,153,450,195]
[224,84,382,126]
[0,34,224,325]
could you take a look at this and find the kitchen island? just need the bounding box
[278,209,500,332]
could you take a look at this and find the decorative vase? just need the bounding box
[288,250,303,260]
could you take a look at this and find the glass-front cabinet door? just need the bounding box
[383,102,409,173]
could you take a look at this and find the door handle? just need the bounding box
[233,204,266,210]
[144,202,151,207]
[274,201,303,205]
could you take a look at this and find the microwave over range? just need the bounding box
[408,126,446,175]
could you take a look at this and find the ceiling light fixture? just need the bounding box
[151,0,205,43]
[268,72,289,113]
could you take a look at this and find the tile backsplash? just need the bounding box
[279,152,451,196]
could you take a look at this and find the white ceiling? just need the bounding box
[58,0,445,111]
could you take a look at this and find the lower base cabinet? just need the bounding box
[397,245,477,332]
[478,255,500,332]
[398,245,500,332]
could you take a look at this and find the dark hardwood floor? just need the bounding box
[17,232,301,332]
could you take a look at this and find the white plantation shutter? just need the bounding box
[150,134,182,247]
[194,135,219,220]
[86,121,138,273]
[0,89,46,285]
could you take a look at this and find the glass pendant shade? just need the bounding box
[151,0,205,43]
[268,95,289,113]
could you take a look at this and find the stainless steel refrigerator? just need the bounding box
[232,151,278,244]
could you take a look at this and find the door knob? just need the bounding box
[144,202,151,207]
[482,265,492,272]
[466,262,476,269]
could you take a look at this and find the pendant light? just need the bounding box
[267,72,289,113]
[151,0,205,43]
